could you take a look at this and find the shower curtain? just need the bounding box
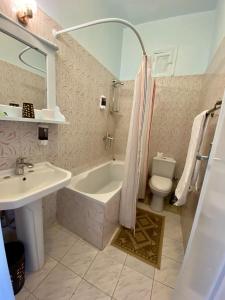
[120,55,155,230]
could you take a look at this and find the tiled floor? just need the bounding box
[16,204,184,300]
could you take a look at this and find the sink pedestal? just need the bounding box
[15,199,44,272]
[0,162,71,272]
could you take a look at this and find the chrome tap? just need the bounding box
[15,157,34,175]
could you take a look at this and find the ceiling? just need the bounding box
[37,0,218,26]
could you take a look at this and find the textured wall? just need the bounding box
[0,60,46,109]
[150,76,203,178]
[0,2,115,227]
[114,76,203,178]
[181,38,225,248]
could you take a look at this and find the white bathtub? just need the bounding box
[57,161,124,249]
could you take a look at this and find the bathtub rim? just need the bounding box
[65,160,124,203]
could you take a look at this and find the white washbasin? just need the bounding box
[0,162,71,210]
[0,161,71,272]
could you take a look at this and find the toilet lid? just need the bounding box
[149,175,172,193]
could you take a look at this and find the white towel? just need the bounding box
[175,111,208,206]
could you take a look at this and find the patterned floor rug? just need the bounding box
[111,208,165,269]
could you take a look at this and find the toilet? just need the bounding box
[149,155,176,212]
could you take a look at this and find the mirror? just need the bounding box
[0,13,66,124]
[0,31,47,110]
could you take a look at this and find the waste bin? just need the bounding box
[5,241,25,295]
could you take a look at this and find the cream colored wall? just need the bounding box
[150,76,203,178]
[0,1,115,228]
[0,60,46,109]
[114,76,203,178]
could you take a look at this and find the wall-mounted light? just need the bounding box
[14,0,37,26]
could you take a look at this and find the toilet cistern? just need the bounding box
[149,155,176,212]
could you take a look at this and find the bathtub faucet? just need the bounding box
[103,132,114,149]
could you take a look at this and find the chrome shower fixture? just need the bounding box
[112,80,124,87]
[111,80,124,113]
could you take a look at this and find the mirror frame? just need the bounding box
[0,12,58,111]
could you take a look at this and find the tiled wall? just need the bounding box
[0,60,46,109]
[0,2,116,228]
[150,76,203,178]
[181,39,225,248]
[114,76,203,178]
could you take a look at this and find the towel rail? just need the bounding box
[196,154,209,161]
[206,100,222,117]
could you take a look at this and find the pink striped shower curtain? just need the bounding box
[119,55,155,230]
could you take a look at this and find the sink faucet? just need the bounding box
[15,157,34,175]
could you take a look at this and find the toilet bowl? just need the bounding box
[149,175,172,212]
[149,155,176,212]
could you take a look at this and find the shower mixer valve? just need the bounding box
[103,132,114,149]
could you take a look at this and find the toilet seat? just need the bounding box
[149,175,172,193]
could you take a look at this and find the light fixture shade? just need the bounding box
[14,0,37,25]
[13,0,37,14]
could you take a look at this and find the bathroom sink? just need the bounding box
[0,162,71,210]
[0,162,71,272]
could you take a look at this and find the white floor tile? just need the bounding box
[16,287,36,300]
[162,236,184,263]
[54,223,80,240]
[151,281,174,300]
[45,225,78,260]
[84,252,123,296]
[33,263,81,300]
[113,266,153,300]
[164,219,183,241]
[20,216,183,300]
[25,256,57,292]
[154,256,181,288]
[125,255,155,279]
[102,245,127,264]
[71,280,111,300]
[164,211,181,221]
[61,239,98,277]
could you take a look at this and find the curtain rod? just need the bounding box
[53,18,147,56]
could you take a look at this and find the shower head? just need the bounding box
[112,80,124,87]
